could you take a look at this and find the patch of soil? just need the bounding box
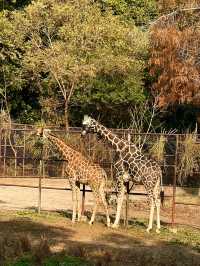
[0,212,199,266]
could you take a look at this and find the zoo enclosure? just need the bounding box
[0,123,200,228]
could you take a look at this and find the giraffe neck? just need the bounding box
[94,121,139,153]
[46,133,73,160]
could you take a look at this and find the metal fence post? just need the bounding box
[3,133,6,176]
[38,159,42,214]
[125,182,130,228]
[81,184,86,215]
[124,133,131,228]
[171,135,178,227]
[38,131,44,214]
[0,129,2,174]
[80,137,86,216]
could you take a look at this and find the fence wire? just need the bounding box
[0,123,199,228]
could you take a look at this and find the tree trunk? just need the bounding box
[64,100,69,133]
[62,99,69,178]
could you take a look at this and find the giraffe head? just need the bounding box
[36,127,51,139]
[81,115,96,136]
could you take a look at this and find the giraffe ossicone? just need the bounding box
[81,116,163,232]
[36,127,111,227]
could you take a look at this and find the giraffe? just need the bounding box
[37,128,111,227]
[81,115,163,233]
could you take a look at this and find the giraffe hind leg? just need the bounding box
[112,180,125,228]
[146,180,161,233]
[155,198,161,233]
[154,179,161,233]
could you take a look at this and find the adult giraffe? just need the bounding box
[37,128,110,227]
[81,115,163,232]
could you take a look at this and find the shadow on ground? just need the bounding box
[0,212,199,266]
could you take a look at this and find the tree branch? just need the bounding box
[150,6,200,27]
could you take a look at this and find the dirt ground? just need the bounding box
[0,178,200,229]
[0,178,200,265]
[0,210,200,266]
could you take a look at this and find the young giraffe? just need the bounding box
[37,128,110,227]
[81,115,163,233]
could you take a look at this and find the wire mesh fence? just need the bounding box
[0,123,199,228]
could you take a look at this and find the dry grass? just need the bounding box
[149,134,166,163]
[33,235,52,264]
[0,234,31,265]
[178,133,200,184]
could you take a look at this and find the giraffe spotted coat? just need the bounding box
[82,116,162,232]
[37,128,110,226]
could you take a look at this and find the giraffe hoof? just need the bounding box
[146,228,152,233]
[111,224,119,229]
[156,228,160,234]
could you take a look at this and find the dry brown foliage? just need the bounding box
[150,5,200,108]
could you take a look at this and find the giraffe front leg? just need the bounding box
[69,179,77,223]
[112,180,125,229]
[89,201,97,225]
[75,182,81,222]
[147,198,155,233]
[155,198,161,234]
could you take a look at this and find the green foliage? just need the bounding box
[8,255,90,266]
[0,12,22,91]
[1,0,187,129]
[0,0,32,11]
[43,255,90,266]
[99,0,158,26]
[0,11,39,123]
[10,0,148,127]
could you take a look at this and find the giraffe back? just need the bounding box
[64,149,107,186]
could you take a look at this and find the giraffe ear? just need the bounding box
[84,115,89,120]
[83,115,91,125]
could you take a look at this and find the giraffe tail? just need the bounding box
[160,187,164,207]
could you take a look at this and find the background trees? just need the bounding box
[149,5,200,131]
[0,0,32,11]
[1,0,200,131]
[1,0,148,129]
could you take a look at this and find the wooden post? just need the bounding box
[171,135,178,227]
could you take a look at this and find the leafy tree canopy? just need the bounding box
[98,0,158,26]
[0,0,32,11]
[7,0,148,128]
